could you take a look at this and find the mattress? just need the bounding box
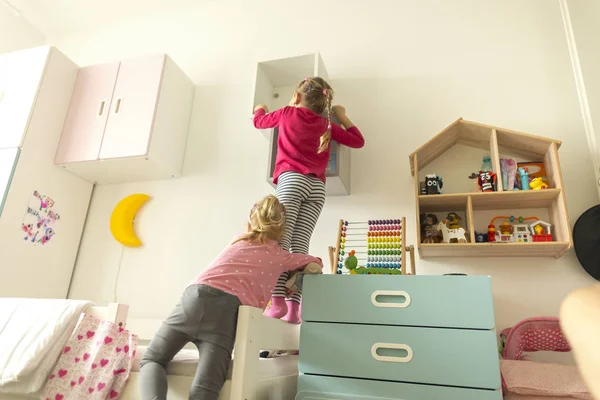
[132,347,298,379]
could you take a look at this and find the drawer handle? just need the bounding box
[97,100,106,116]
[371,343,413,363]
[0,90,4,105]
[371,290,411,308]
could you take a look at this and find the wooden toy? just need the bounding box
[424,174,443,195]
[446,212,462,229]
[475,232,487,242]
[530,220,552,242]
[437,219,468,243]
[330,219,415,275]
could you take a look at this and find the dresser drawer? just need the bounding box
[297,375,502,400]
[299,322,501,390]
[302,275,495,329]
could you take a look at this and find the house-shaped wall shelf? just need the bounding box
[252,53,351,196]
[410,117,572,259]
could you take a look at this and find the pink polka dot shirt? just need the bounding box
[191,235,322,309]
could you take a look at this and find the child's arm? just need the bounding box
[280,251,323,272]
[253,105,288,129]
[330,105,365,148]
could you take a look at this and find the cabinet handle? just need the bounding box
[97,100,106,116]
[0,90,5,105]
[114,98,122,114]
[371,343,413,363]
[371,290,411,308]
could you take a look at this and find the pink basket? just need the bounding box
[501,316,571,361]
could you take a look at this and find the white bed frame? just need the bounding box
[121,306,301,400]
[0,302,129,400]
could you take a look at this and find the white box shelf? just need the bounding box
[253,53,351,196]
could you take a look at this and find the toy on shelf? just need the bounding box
[475,231,488,242]
[420,213,441,243]
[330,219,415,275]
[530,177,549,190]
[518,162,549,189]
[518,168,530,191]
[344,250,358,273]
[436,214,468,243]
[500,158,517,191]
[478,171,497,192]
[481,155,493,172]
[487,215,553,243]
[424,174,443,195]
[531,220,552,242]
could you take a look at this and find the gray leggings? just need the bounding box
[140,285,241,400]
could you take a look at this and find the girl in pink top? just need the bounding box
[139,195,322,400]
[253,77,364,323]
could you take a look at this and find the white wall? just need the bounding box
[566,0,600,196]
[0,5,44,53]
[53,0,597,351]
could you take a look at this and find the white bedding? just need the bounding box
[0,298,91,394]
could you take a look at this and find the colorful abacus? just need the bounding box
[330,218,415,275]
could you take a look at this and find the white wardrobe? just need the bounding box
[0,46,93,298]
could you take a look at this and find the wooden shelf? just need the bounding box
[411,118,572,259]
[419,189,561,211]
[419,242,571,258]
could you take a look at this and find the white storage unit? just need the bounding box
[55,54,195,184]
[252,53,352,196]
[0,46,93,299]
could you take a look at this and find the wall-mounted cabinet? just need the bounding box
[55,54,194,184]
[253,53,351,196]
[411,118,572,259]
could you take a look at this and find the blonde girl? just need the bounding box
[254,77,364,323]
[139,195,322,400]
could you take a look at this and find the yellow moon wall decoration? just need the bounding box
[110,194,151,247]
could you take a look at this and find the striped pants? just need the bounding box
[274,171,326,303]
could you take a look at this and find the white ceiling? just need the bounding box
[4,0,205,38]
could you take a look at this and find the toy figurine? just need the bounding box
[487,224,496,242]
[425,174,443,195]
[420,213,441,243]
[530,177,549,190]
[481,155,493,172]
[436,218,468,243]
[518,167,529,191]
[475,232,488,243]
[445,212,462,229]
[478,170,497,192]
[344,250,358,274]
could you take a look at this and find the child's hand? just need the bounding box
[254,104,269,113]
[332,105,346,119]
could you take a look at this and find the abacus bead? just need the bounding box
[342,232,346,237]
[342,226,347,231]
[344,221,348,226]
[341,238,346,243]
[340,250,345,255]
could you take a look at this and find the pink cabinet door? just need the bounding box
[55,62,120,164]
[99,55,165,159]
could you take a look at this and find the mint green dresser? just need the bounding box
[297,275,502,400]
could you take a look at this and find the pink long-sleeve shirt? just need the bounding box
[254,106,365,184]
[192,235,322,308]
